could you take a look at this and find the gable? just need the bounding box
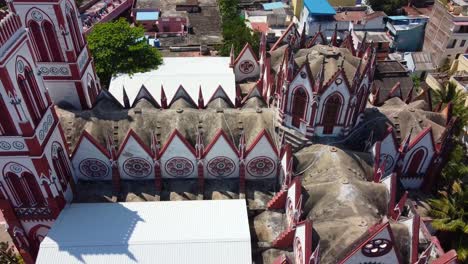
[159,132,197,179]
[169,85,197,108]
[378,132,399,175]
[207,86,234,107]
[234,44,260,82]
[341,224,400,264]
[71,136,111,181]
[294,221,313,264]
[132,85,159,107]
[245,132,278,180]
[204,132,239,179]
[286,178,301,227]
[117,134,154,180]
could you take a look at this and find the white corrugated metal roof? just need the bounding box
[36,200,251,264]
[108,57,236,107]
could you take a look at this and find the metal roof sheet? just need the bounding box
[262,2,286,10]
[136,11,160,21]
[304,0,336,15]
[36,200,252,264]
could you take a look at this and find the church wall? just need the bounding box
[402,132,435,175]
[20,220,54,238]
[117,136,154,180]
[203,134,239,179]
[160,135,198,179]
[71,137,112,181]
[294,222,308,264]
[234,46,260,82]
[377,133,399,176]
[45,81,81,109]
[245,135,277,180]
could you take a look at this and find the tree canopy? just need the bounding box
[87,18,163,87]
[368,0,407,15]
[0,242,24,264]
[218,0,259,56]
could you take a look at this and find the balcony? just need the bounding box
[81,0,134,35]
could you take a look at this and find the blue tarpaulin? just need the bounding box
[262,2,286,10]
[136,11,160,21]
[304,0,336,15]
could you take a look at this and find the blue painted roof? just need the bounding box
[262,2,286,10]
[304,0,336,15]
[388,15,410,20]
[136,11,160,21]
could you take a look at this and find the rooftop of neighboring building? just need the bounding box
[403,5,433,16]
[354,31,392,43]
[376,60,408,74]
[304,0,336,15]
[442,0,468,17]
[328,0,357,6]
[334,9,386,22]
[408,51,437,72]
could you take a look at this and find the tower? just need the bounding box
[7,0,101,109]
[0,10,74,263]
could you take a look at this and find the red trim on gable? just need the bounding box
[271,22,297,51]
[411,215,421,263]
[291,63,315,94]
[338,222,403,264]
[246,129,278,157]
[70,130,110,159]
[233,42,260,66]
[203,129,239,158]
[241,81,263,104]
[116,129,153,158]
[408,126,434,151]
[168,85,198,108]
[206,85,235,107]
[159,129,196,157]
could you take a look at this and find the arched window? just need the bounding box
[0,95,16,135]
[29,20,50,62]
[52,146,71,191]
[66,6,84,56]
[322,94,342,134]
[406,148,426,176]
[291,87,308,128]
[17,75,41,125]
[25,68,46,114]
[4,172,44,207]
[43,21,63,62]
[88,79,97,105]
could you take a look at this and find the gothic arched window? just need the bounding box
[322,94,342,134]
[4,172,44,207]
[406,148,426,176]
[52,145,71,191]
[25,68,46,114]
[17,75,41,125]
[66,5,84,56]
[29,20,50,62]
[291,87,308,128]
[43,20,63,62]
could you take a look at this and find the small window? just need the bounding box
[447,39,457,49]
[460,40,466,47]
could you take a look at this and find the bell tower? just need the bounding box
[8,0,101,109]
[0,9,74,264]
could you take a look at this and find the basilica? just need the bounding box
[0,0,459,263]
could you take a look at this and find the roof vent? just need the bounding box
[256,107,263,113]
[134,108,142,114]
[176,108,184,113]
[216,108,224,113]
[330,147,337,152]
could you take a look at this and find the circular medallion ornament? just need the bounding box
[123,158,151,178]
[294,237,304,264]
[0,141,11,150]
[17,61,24,74]
[31,11,43,22]
[361,238,392,257]
[239,60,255,74]
[165,157,194,178]
[207,156,235,177]
[335,78,343,85]
[9,164,22,174]
[379,154,394,172]
[79,159,109,179]
[12,141,25,150]
[60,67,69,75]
[300,72,307,79]
[247,156,275,177]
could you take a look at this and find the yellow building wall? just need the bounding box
[292,0,304,19]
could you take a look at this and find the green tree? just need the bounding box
[429,181,468,262]
[368,0,407,15]
[87,18,163,87]
[432,81,468,136]
[439,143,468,187]
[218,0,259,56]
[0,242,24,264]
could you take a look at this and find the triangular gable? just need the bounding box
[286,177,302,227]
[206,86,235,107]
[290,63,315,95]
[407,127,435,152]
[94,89,124,108]
[322,69,352,95]
[132,85,160,108]
[168,85,198,108]
[159,129,196,158]
[242,83,265,104]
[203,129,239,157]
[339,222,402,264]
[234,43,261,82]
[294,220,314,264]
[116,129,153,158]
[271,22,300,51]
[71,131,110,159]
[234,43,259,66]
[246,129,278,156]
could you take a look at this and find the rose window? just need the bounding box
[123,158,152,178]
[239,60,255,74]
[165,157,194,177]
[207,157,235,177]
[247,157,275,177]
[361,238,392,257]
[79,159,109,179]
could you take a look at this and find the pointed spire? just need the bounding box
[300,22,307,48]
[405,85,415,104]
[195,130,204,159]
[314,57,325,92]
[160,85,167,108]
[392,191,408,220]
[239,131,246,160]
[359,32,368,56]
[287,46,295,82]
[151,131,160,160]
[331,23,338,46]
[123,88,130,108]
[400,127,414,153]
[229,44,235,67]
[198,86,204,109]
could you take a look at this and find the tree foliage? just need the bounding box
[431,81,468,136]
[429,180,468,262]
[218,0,259,56]
[368,0,407,15]
[0,242,23,264]
[87,18,163,87]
